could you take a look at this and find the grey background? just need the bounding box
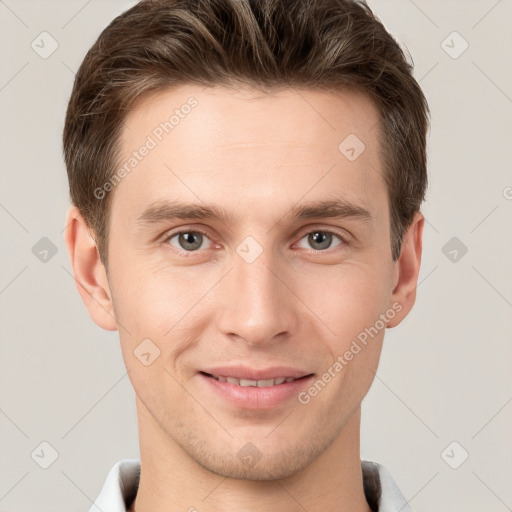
[1,0,511,511]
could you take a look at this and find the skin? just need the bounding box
[65,84,423,512]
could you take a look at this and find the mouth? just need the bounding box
[198,367,316,409]
[200,371,312,387]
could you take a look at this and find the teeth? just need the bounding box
[210,375,297,387]
[257,379,275,387]
[239,379,258,386]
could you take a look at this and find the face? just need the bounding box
[94,85,407,479]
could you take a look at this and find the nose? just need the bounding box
[216,249,299,347]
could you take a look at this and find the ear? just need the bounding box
[387,211,424,328]
[64,205,118,331]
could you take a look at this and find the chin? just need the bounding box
[183,436,330,481]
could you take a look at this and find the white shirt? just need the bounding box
[88,458,413,512]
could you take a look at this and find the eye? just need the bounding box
[165,230,213,252]
[296,230,345,251]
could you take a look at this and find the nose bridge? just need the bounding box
[217,242,296,344]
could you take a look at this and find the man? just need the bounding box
[63,0,429,510]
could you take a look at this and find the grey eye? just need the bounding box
[297,231,342,251]
[169,231,206,251]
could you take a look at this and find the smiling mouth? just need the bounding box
[200,372,313,388]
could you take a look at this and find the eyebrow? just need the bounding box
[135,198,372,227]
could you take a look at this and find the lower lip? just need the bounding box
[199,373,315,409]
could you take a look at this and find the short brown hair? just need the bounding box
[63,0,429,270]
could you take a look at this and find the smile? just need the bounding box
[203,373,300,387]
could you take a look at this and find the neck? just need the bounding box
[129,398,372,512]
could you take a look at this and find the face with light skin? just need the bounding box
[66,84,423,511]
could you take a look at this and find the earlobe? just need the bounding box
[64,206,118,331]
[387,211,424,328]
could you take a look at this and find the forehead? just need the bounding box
[112,84,385,223]
[123,83,381,153]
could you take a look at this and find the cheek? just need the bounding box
[297,260,391,347]
[109,254,193,331]
[109,258,216,372]
[109,264,200,403]
[301,265,389,411]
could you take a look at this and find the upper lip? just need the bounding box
[200,366,313,380]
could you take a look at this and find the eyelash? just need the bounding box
[161,226,351,255]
